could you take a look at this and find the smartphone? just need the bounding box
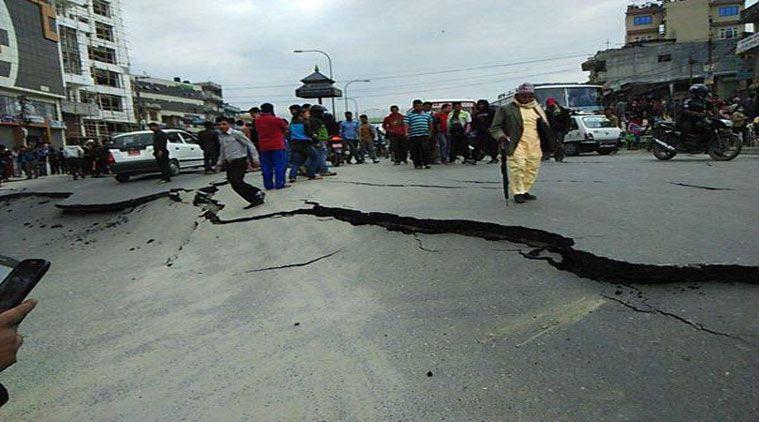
[0,256,50,314]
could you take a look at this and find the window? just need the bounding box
[582,117,616,129]
[59,27,82,75]
[719,27,739,39]
[95,22,114,41]
[92,0,111,17]
[718,6,740,17]
[658,54,672,62]
[91,67,121,87]
[88,45,117,64]
[98,94,122,112]
[633,15,653,26]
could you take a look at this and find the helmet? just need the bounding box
[689,84,709,98]
[310,104,327,118]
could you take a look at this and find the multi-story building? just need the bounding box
[55,0,136,143]
[625,3,665,44]
[132,76,225,130]
[0,0,66,147]
[625,0,745,45]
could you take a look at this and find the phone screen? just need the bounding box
[0,256,17,283]
[0,258,49,314]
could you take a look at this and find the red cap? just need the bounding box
[546,98,557,106]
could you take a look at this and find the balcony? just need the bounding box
[60,100,98,116]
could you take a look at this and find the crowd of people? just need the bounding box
[0,139,113,185]
[180,82,556,208]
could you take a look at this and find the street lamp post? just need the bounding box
[293,49,336,116]
[346,97,359,115]
[343,79,370,116]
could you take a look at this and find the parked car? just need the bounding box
[563,115,622,156]
[110,129,204,182]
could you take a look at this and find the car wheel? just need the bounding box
[563,143,579,156]
[115,173,130,183]
[169,160,180,176]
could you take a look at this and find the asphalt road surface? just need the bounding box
[0,152,757,421]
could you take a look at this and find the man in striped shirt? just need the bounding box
[404,99,434,169]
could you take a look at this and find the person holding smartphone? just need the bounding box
[0,300,37,406]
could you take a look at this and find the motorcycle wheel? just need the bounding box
[652,143,677,160]
[708,131,742,161]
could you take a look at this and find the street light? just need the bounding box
[293,49,336,116]
[346,97,359,115]
[343,79,370,116]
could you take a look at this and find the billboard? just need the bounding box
[0,0,64,97]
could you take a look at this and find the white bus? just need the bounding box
[493,83,604,113]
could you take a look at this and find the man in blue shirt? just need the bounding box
[404,99,434,169]
[339,111,360,164]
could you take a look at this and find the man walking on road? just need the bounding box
[404,99,434,169]
[545,98,570,162]
[216,118,265,208]
[359,114,379,164]
[198,122,220,174]
[148,122,172,183]
[383,105,407,164]
[491,83,554,204]
[339,111,360,164]
[255,103,289,190]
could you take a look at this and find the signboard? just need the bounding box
[736,32,759,55]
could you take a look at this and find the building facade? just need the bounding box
[625,0,744,45]
[55,0,136,143]
[583,39,752,99]
[133,76,224,130]
[0,0,66,147]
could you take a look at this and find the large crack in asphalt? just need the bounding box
[198,199,758,287]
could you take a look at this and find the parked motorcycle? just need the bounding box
[651,117,742,161]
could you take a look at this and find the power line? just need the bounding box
[223,52,592,91]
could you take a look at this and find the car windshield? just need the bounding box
[582,117,616,128]
[112,133,154,150]
[535,88,567,108]
[568,87,603,108]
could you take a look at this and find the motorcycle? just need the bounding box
[651,117,742,161]
[328,135,344,167]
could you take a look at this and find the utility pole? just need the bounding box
[706,18,714,88]
[688,56,695,86]
[133,76,146,129]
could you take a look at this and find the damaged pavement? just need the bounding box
[0,154,757,420]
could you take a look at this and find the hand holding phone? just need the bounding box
[0,300,36,372]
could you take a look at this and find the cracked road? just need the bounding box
[0,153,757,421]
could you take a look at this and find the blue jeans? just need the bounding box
[259,149,288,189]
[436,133,450,163]
[289,142,318,180]
[306,141,330,174]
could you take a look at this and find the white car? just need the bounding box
[110,129,204,182]
[564,115,622,156]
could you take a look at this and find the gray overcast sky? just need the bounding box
[121,0,634,115]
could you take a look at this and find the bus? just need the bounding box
[427,99,476,113]
[492,83,604,113]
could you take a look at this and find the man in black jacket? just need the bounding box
[148,123,172,182]
[198,122,220,173]
[545,98,571,162]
